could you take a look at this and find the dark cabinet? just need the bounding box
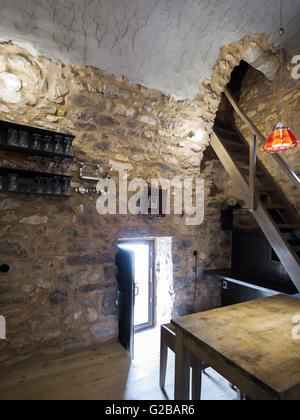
[232,231,292,284]
[221,279,277,307]
[204,229,299,307]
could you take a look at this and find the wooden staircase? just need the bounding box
[211,88,300,293]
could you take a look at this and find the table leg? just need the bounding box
[175,328,190,400]
[191,355,202,400]
[160,331,168,390]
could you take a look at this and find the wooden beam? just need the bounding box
[254,204,300,292]
[210,133,251,208]
[224,87,300,192]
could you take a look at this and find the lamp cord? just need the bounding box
[192,251,198,313]
[279,0,284,123]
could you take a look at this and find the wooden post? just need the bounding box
[249,134,257,212]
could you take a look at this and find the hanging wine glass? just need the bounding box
[64,136,73,156]
[35,177,43,194]
[32,134,42,151]
[7,129,19,147]
[25,181,31,194]
[8,174,18,192]
[45,178,53,195]
[53,177,62,195]
[62,179,70,195]
[54,135,64,154]
[19,131,29,148]
[44,136,53,153]
[0,176,4,192]
[41,178,48,194]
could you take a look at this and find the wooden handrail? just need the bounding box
[224,87,300,192]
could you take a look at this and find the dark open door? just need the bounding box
[116,246,135,359]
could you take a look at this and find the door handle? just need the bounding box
[135,284,139,297]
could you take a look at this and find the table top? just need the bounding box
[172,295,300,399]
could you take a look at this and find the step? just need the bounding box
[214,126,239,138]
[284,232,300,241]
[241,168,265,177]
[214,120,234,130]
[232,153,249,162]
[264,204,288,210]
[221,138,246,149]
[278,224,300,230]
[259,188,276,194]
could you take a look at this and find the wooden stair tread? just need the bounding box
[278,224,300,230]
[259,188,276,193]
[241,168,265,176]
[231,153,249,162]
[221,138,245,149]
[214,126,239,138]
[264,204,288,210]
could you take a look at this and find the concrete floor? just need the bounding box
[127,326,237,400]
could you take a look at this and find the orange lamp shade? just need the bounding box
[262,123,300,153]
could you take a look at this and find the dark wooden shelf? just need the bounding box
[0,167,71,197]
[0,119,75,160]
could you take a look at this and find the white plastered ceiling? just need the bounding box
[0,0,299,99]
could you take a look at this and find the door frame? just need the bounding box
[118,239,156,333]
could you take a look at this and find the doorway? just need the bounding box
[118,240,155,333]
[116,237,173,360]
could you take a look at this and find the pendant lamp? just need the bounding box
[262,0,299,153]
[262,123,300,153]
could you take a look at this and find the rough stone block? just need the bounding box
[49,290,68,306]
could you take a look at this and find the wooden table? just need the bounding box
[172,295,300,400]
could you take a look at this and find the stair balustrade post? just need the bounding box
[249,135,257,212]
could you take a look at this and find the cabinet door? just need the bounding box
[222,280,277,307]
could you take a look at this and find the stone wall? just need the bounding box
[0,43,241,365]
[0,33,281,365]
[234,58,300,213]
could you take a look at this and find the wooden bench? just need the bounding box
[160,323,204,399]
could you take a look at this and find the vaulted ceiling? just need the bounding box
[0,0,300,99]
